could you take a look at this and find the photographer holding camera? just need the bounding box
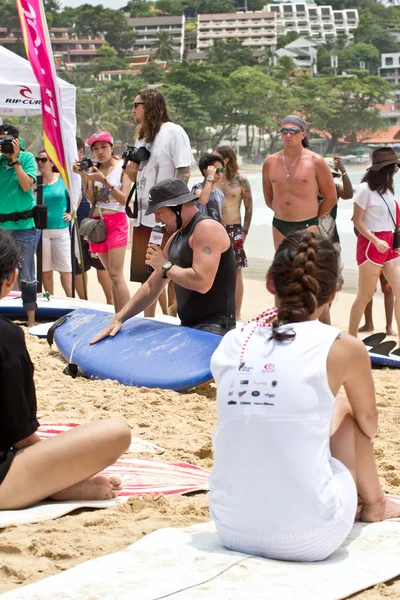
[0,124,37,327]
[125,89,194,317]
[73,131,131,312]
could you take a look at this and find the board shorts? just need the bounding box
[356,231,400,267]
[89,212,128,255]
[225,224,248,269]
[74,236,105,275]
[42,228,72,272]
[130,224,171,283]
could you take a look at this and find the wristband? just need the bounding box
[10,160,21,167]
[341,171,347,176]
[242,228,248,234]
[106,184,114,193]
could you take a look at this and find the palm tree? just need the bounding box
[152,31,178,62]
[76,90,133,142]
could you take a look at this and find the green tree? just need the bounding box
[87,44,130,76]
[353,4,400,54]
[164,84,209,147]
[139,61,166,84]
[339,43,380,73]
[276,30,300,50]
[0,0,26,57]
[208,39,258,77]
[228,66,296,155]
[293,72,394,153]
[124,0,154,17]
[76,89,133,142]
[152,31,179,61]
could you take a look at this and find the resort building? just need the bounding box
[379,53,400,85]
[0,27,107,70]
[197,11,277,51]
[265,4,359,41]
[126,16,185,59]
[273,37,318,72]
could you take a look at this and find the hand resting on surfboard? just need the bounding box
[90,317,123,345]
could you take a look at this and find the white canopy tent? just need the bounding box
[0,45,80,211]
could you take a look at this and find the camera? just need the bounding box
[121,145,150,169]
[0,135,15,155]
[78,157,94,170]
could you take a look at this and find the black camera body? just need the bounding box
[393,226,400,251]
[0,135,15,155]
[78,157,94,170]
[121,145,150,169]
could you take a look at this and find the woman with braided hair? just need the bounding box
[209,230,400,562]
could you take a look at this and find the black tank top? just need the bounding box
[168,213,236,328]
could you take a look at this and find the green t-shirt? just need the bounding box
[0,151,36,231]
[43,176,70,230]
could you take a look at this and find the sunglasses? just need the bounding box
[280,127,302,135]
[133,102,145,109]
[35,157,48,164]
[215,167,225,174]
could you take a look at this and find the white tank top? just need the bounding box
[94,160,126,213]
[209,319,347,540]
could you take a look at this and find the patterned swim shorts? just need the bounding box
[225,224,248,270]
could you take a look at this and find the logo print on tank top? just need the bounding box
[238,390,247,397]
[262,363,275,373]
[239,362,253,372]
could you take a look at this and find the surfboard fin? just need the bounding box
[369,341,397,356]
[47,314,69,347]
[362,333,386,348]
[389,347,400,357]
[63,363,79,379]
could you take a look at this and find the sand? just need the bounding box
[0,269,399,598]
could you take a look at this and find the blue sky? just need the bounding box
[61,1,127,8]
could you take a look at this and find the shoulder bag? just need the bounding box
[79,196,107,243]
[377,191,400,251]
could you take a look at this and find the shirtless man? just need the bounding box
[214,146,253,320]
[262,115,337,249]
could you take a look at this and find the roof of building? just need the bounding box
[198,11,274,20]
[126,16,183,26]
[362,126,400,144]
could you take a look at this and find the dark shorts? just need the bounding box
[74,236,105,275]
[130,224,170,284]
[273,216,319,236]
[0,449,17,485]
[225,224,248,269]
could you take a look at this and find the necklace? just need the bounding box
[282,149,303,179]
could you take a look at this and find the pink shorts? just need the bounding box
[89,212,128,254]
[356,231,400,267]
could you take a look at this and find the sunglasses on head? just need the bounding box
[280,127,302,135]
[35,157,48,164]
[133,101,144,109]
[215,167,225,174]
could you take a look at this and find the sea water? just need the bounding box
[190,169,400,292]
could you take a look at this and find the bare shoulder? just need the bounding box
[264,153,280,168]
[329,331,370,364]
[194,218,229,247]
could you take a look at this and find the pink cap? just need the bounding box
[87,131,114,147]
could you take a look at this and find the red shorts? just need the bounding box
[89,212,128,254]
[356,231,399,267]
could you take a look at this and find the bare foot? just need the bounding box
[361,495,400,522]
[385,327,397,336]
[358,324,374,333]
[50,475,122,502]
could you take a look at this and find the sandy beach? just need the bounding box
[0,260,399,598]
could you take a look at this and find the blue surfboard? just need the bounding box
[54,308,222,391]
[0,293,114,321]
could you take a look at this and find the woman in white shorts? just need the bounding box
[37,151,72,297]
[209,231,400,562]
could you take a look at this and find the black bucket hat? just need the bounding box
[145,178,197,216]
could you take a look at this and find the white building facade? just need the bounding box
[127,16,185,59]
[379,53,400,85]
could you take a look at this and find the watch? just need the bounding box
[161,261,173,279]
[10,160,21,167]
[206,175,215,182]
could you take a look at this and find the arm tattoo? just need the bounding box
[175,166,191,184]
[241,176,253,232]
[202,246,212,255]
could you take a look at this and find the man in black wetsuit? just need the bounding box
[91,178,236,343]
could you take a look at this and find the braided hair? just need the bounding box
[0,229,20,288]
[268,231,339,341]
